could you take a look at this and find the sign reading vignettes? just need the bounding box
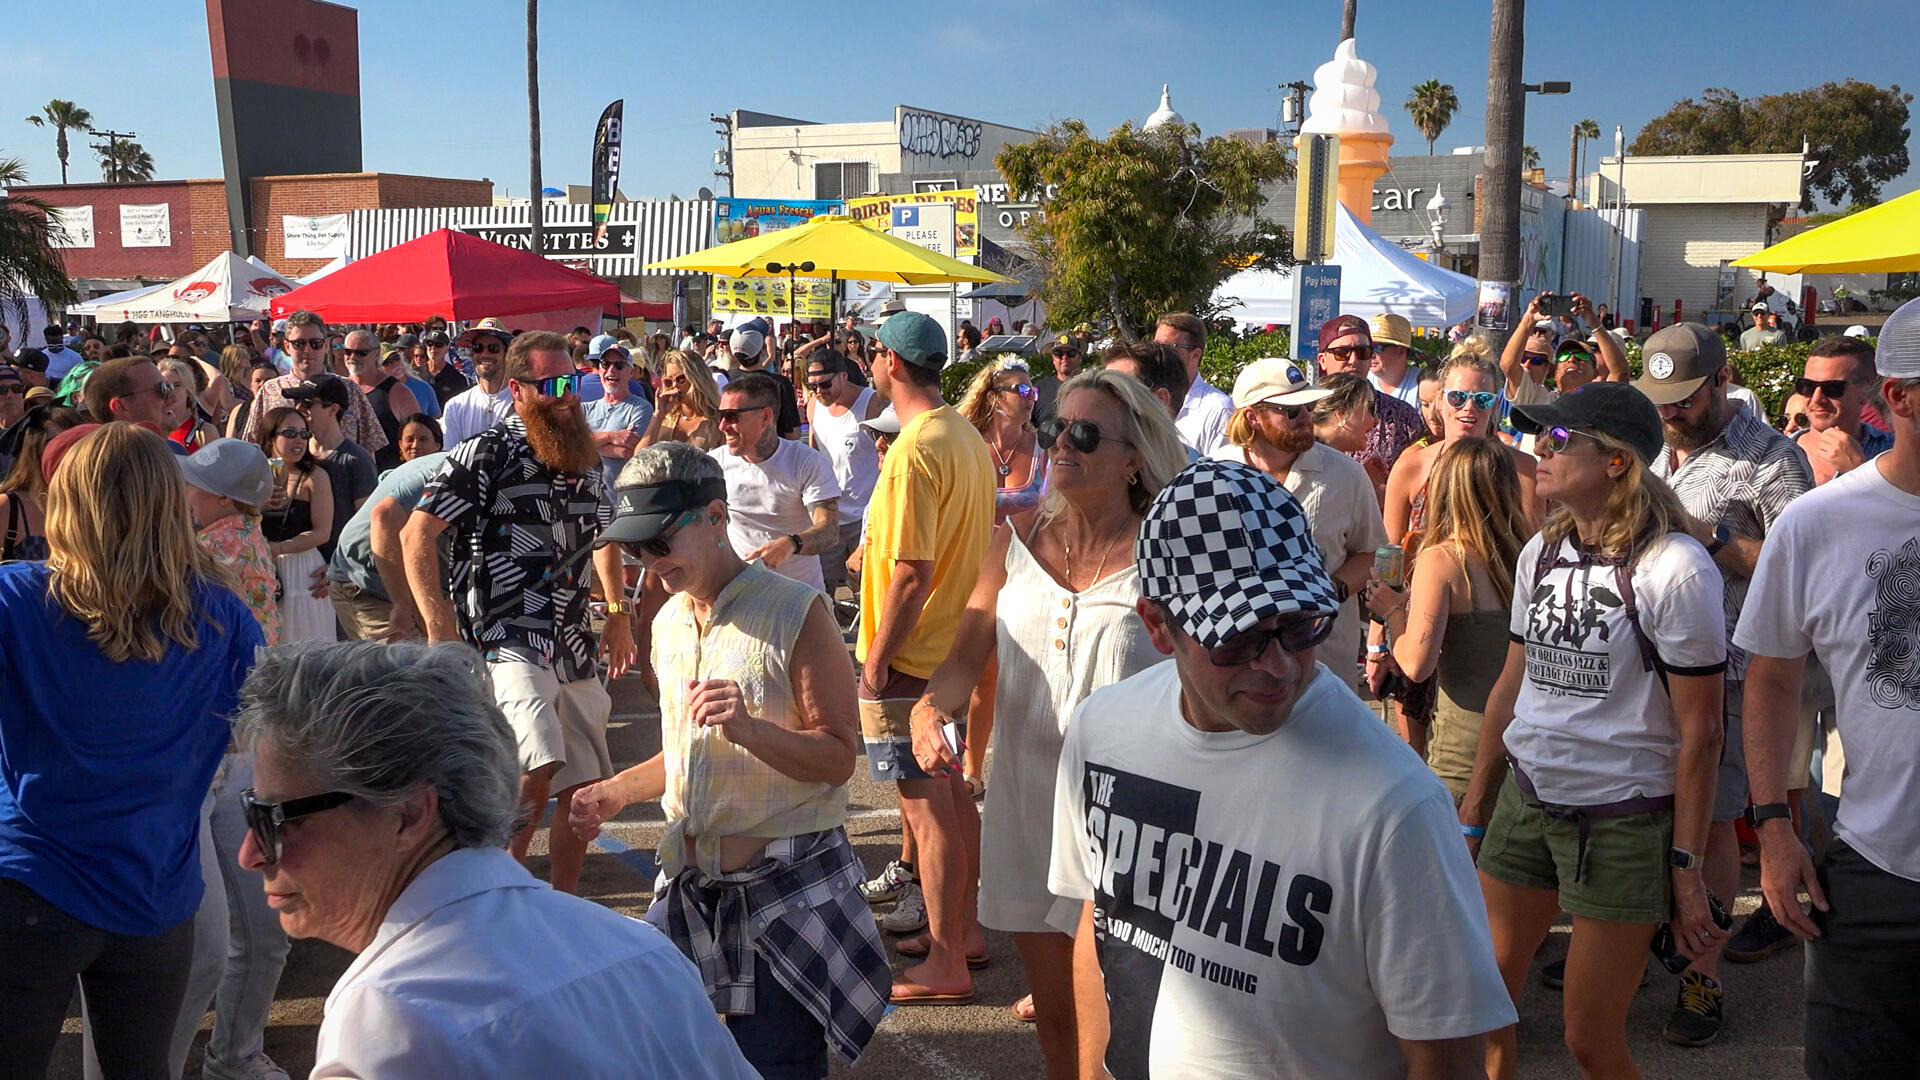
[453,221,639,256]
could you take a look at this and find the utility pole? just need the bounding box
[710,114,734,197]
[88,127,137,183]
[1567,124,1579,208]
[1479,0,1524,355]
[526,0,544,259]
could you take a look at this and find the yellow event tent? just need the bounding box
[1734,189,1920,274]
[648,214,1013,286]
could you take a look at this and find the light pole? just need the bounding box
[1424,186,1451,264]
[766,260,816,334]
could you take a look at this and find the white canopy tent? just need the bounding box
[298,254,349,284]
[70,281,165,318]
[88,252,298,323]
[1214,203,1477,330]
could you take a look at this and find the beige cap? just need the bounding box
[1369,312,1413,349]
[1231,357,1334,410]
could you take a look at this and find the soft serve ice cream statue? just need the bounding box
[1297,38,1395,226]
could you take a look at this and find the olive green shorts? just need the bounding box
[1477,772,1673,925]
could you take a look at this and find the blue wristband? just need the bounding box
[1461,824,1487,838]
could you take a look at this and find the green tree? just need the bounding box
[1405,80,1460,155]
[1521,144,1540,169]
[96,140,154,183]
[24,99,93,184]
[997,119,1293,340]
[0,156,80,337]
[1575,118,1600,200]
[1630,81,1912,207]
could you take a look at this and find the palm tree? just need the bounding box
[1521,145,1540,169]
[1575,117,1600,202]
[24,99,93,184]
[96,140,155,183]
[0,156,80,337]
[1341,0,1357,40]
[526,0,543,258]
[1480,0,1525,354]
[1405,80,1461,155]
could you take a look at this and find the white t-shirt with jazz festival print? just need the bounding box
[1502,531,1726,805]
[1735,460,1920,882]
[1048,660,1514,1079]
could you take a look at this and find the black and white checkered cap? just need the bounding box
[1136,458,1339,649]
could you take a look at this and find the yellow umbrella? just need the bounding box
[648,214,1015,285]
[1734,189,1920,274]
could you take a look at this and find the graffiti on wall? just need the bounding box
[900,111,983,160]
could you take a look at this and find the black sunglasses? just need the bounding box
[344,347,375,358]
[1794,376,1849,400]
[1037,417,1131,454]
[717,404,771,423]
[624,509,702,560]
[1207,613,1336,667]
[240,787,354,865]
[1254,401,1310,421]
[273,426,309,439]
[288,337,327,350]
[1324,344,1372,360]
[468,342,506,355]
[806,378,837,393]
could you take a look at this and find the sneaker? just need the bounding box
[202,1052,292,1080]
[1663,971,1724,1047]
[1725,903,1797,963]
[880,883,928,933]
[859,859,915,905]
[1540,957,1648,991]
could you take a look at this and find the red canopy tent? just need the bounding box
[268,228,623,323]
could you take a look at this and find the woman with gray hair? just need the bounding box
[570,439,892,1075]
[234,640,754,1078]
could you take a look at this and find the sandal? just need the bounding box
[1011,993,1037,1023]
[965,774,986,800]
[895,934,990,969]
[890,980,974,1006]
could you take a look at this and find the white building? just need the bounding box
[1590,153,1805,324]
[729,106,1039,201]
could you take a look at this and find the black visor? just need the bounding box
[597,477,729,547]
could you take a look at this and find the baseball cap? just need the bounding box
[1050,333,1082,355]
[1873,297,1920,378]
[875,311,948,369]
[282,373,352,410]
[41,423,102,481]
[394,333,420,350]
[178,438,274,508]
[728,329,765,359]
[12,347,48,374]
[860,407,902,437]
[588,333,629,362]
[1317,315,1371,351]
[1136,458,1339,650]
[1631,323,1725,406]
[1844,324,1871,339]
[1369,313,1413,349]
[873,298,910,325]
[1231,358,1332,409]
[422,329,451,346]
[597,476,729,548]
[271,318,288,333]
[1751,302,1770,314]
[0,365,21,385]
[454,317,513,347]
[1508,381,1665,465]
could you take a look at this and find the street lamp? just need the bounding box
[1521,81,1571,95]
[1424,186,1450,251]
[766,260,817,332]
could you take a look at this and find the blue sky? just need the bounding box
[6,0,1916,206]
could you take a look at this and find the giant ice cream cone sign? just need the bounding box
[1297,38,1394,226]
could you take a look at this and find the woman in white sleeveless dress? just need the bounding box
[911,370,1189,1080]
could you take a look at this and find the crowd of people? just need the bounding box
[0,288,1915,1080]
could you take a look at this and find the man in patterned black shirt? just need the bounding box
[1636,322,1813,1046]
[402,330,637,895]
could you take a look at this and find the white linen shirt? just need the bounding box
[312,847,757,1079]
[439,383,515,447]
[1175,375,1234,457]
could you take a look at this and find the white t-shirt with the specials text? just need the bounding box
[1048,660,1514,1079]
[710,439,841,592]
[1734,460,1920,882]
[1503,532,1726,805]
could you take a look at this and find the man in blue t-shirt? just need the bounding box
[326,451,449,642]
[581,337,652,494]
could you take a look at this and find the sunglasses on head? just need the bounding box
[1254,401,1310,421]
[716,404,771,423]
[517,373,580,397]
[289,337,327,350]
[1542,426,1605,454]
[624,509,703,560]
[1444,390,1498,410]
[1037,417,1131,454]
[240,787,354,865]
[995,382,1039,400]
[1206,612,1336,667]
[1794,376,1849,400]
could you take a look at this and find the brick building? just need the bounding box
[18,172,490,288]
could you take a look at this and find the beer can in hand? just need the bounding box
[1374,544,1405,590]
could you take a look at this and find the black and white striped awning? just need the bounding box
[347,200,715,277]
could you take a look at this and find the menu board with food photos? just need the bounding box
[710,198,840,319]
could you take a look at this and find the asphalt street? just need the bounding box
[48,666,1813,1079]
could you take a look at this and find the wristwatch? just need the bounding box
[604,600,633,617]
[1668,846,1703,871]
[1745,802,1792,830]
[1705,523,1732,556]
[787,533,804,555]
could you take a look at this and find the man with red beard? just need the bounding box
[402,330,637,895]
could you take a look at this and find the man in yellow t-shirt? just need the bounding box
[856,311,995,1006]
